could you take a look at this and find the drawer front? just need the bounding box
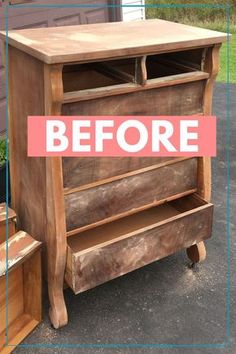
[63,157,175,189]
[62,80,205,116]
[66,195,213,294]
[65,158,198,232]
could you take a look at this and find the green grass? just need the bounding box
[146,0,236,24]
[181,22,236,84]
[217,32,235,83]
[0,138,7,167]
[146,0,236,83]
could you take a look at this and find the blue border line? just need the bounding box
[4,2,231,350]
[5,3,9,347]
[6,3,230,9]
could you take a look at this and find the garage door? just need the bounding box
[0,0,121,134]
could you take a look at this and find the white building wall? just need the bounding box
[122,0,146,21]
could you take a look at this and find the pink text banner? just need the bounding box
[28,116,216,157]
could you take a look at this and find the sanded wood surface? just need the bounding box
[63,157,175,190]
[67,204,180,254]
[44,64,68,328]
[0,222,15,245]
[0,204,16,244]
[8,47,46,245]
[23,251,42,323]
[198,44,221,202]
[65,158,198,231]
[0,231,42,352]
[0,204,16,224]
[0,267,24,336]
[0,20,227,64]
[0,262,41,354]
[63,71,209,104]
[63,80,205,116]
[0,231,41,277]
[65,195,213,294]
[0,315,38,354]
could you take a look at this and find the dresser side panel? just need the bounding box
[8,46,46,243]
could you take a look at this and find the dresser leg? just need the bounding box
[186,241,206,264]
[45,155,68,328]
[48,284,68,329]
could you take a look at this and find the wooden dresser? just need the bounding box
[0,20,227,328]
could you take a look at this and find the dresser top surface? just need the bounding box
[0,19,228,64]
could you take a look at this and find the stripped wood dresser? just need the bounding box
[0,20,227,328]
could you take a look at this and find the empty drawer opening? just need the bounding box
[146,48,204,80]
[67,194,209,254]
[63,58,137,93]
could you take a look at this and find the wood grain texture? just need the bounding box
[0,222,15,245]
[63,71,209,104]
[44,64,63,115]
[0,19,227,64]
[44,64,68,329]
[0,204,16,223]
[0,230,42,352]
[0,316,38,354]
[198,44,221,202]
[0,204,16,244]
[0,259,41,353]
[6,44,65,331]
[186,241,206,263]
[23,251,42,322]
[8,46,46,245]
[135,56,147,85]
[0,267,24,336]
[63,157,175,189]
[63,80,205,116]
[203,45,221,115]
[67,203,181,254]
[65,158,198,231]
[0,267,23,353]
[0,263,41,353]
[66,195,213,294]
[0,231,41,277]
[63,65,122,93]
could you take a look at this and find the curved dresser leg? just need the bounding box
[46,156,68,329]
[44,64,68,328]
[49,284,68,329]
[186,241,206,264]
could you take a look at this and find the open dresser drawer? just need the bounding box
[65,194,213,294]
